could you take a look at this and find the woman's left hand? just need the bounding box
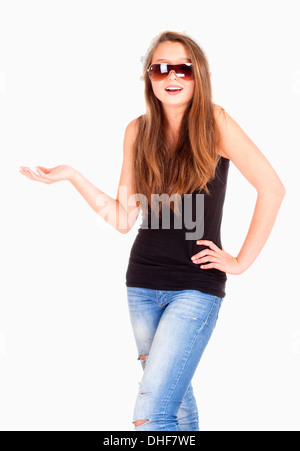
[191,240,246,275]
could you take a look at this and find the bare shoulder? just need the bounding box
[124,117,140,147]
[212,104,285,193]
[212,104,229,158]
[213,103,226,117]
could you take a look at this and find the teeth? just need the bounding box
[166,87,182,91]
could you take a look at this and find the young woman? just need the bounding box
[19,31,286,431]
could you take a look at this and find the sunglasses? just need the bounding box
[147,63,194,82]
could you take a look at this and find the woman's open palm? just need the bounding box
[19,164,74,184]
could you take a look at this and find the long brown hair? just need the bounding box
[133,30,224,217]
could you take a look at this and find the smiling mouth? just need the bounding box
[165,87,183,96]
[165,87,183,92]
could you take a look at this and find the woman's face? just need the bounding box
[149,41,195,109]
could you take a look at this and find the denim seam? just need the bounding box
[161,291,168,308]
[155,290,168,308]
[161,297,218,426]
[204,297,218,326]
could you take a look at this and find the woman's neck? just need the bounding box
[163,103,185,131]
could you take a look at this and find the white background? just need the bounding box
[0,0,299,431]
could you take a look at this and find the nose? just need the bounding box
[167,70,180,80]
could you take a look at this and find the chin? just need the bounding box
[161,97,192,107]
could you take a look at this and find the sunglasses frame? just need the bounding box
[147,63,194,81]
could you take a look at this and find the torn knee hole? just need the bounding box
[134,419,148,427]
[138,354,148,360]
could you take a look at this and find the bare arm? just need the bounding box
[234,187,285,271]
[71,119,141,232]
[69,170,130,233]
[191,106,286,274]
[19,118,141,234]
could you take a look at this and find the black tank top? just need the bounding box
[126,156,230,298]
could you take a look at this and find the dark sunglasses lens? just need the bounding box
[148,64,165,81]
[148,64,193,81]
[177,64,193,80]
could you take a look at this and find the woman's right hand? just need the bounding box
[19,164,76,184]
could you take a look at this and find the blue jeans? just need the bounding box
[127,287,224,431]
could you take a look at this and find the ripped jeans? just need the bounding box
[126,287,224,431]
